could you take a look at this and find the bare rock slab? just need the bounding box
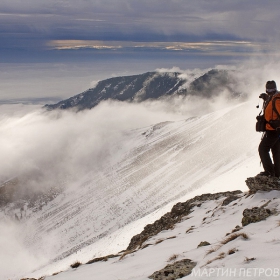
[245,176,280,193]
[242,207,272,226]
[148,259,196,280]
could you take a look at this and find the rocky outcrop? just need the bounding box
[86,254,119,264]
[148,259,196,280]
[126,191,242,251]
[242,177,276,226]
[197,241,210,248]
[245,176,280,193]
[242,207,272,226]
[222,194,241,206]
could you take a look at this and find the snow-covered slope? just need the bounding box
[2,101,263,280]
[24,103,260,275]
[42,190,280,280]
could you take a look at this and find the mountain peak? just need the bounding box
[44,69,242,111]
[44,71,186,111]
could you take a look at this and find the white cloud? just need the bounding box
[2,59,280,279]
[0,218,51,280]
[90,80,100,88]
[0,86,241,188]
[0,62,277,173]
[2,60,280,187]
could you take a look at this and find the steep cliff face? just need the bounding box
[44,69,241,111]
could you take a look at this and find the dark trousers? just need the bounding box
[259,130,280,177]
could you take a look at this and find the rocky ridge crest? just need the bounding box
[21,175,280,280]
[126,190,242,251]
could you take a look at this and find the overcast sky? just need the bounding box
[1,0,280,100]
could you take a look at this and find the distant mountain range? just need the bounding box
[44,69,243,111]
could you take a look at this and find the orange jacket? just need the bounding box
[265,92,280,130]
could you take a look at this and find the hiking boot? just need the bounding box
[256,171,275,177]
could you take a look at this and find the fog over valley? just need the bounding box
[2,0,280,278]
[0,60,277,279]
[1,61,279,279]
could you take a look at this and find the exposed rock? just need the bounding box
[44,69,243,111]
[245,176,280,193]
[70,261,82,269]
[126,191,242,251]
[197,241,210,248]
[222,195,240,206]
[86,254,119,264]
[244,257,256,263]
[148,259,196,280]
[45,72,187,111]
[231,225,242,233]
[228,248,238,255]
[242,207,272,226]
[225,225,243,236]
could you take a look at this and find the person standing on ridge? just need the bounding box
[258,80,280,177]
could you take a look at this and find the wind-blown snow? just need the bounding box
[41,191,280,280]
[2,100,265,280]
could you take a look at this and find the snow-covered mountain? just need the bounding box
[44,69,242,111]
[1,97,266,280]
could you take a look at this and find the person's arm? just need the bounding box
[274,97,280,118]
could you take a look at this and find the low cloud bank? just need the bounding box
[1,60,278,190]
[0,102,176,184]
[1,61,280,279]
[0,217,51,280]
[0,92,239,188]
[0,96,232,279]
